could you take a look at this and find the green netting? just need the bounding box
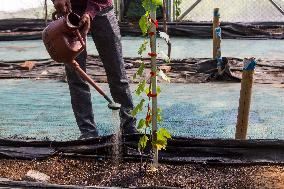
[0,79,283,141]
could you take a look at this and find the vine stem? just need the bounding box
[149,10,158,170]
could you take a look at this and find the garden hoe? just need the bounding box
[42,12,120,110]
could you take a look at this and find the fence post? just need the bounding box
[44,0,48,25]
[114,0,122,22]
[235,58,257,140]
[213,8,222,73]
[172,0,176,21]
[167,0,173,22]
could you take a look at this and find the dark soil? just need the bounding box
[0,157,283,188]
[1,56,284,84]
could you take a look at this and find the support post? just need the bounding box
[115,0,122,22]
[268,0,284,16]
[167,0,173,22]
[162,0,168,33]
[172,0,175,21]
[213,8,222,73]
[149,10,158,170]
[120,0,124,22]
[235,58,257,140]
[162,0,172,59]
[44,0,48,25]
[177,0,202,21]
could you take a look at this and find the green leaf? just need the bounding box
[174,0,182,17]
[144,86,160,96]
[154,139,167,150]
[142,0,156,11]
[158,70,171,82]
[153,128,172,150]
[133,62,145,80]
[133,61,144,79]
[137,119,146,130]
[139,15,150,35]
[158,128,171,139]
[157,113,162,122]
[157,107,162,122]
[157,86,161,94]
[138,135,149,152]
[138,40,148,56]
[152,0,163,6]
[131,99,145,116]
[135,79,146,96]
[144,87,150,95]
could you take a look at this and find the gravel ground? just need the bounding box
[0,157,283,188]
[1,56,284,84]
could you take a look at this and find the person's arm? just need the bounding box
[80,0,112,36]
[85,0,113,19]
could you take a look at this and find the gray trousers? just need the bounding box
[65,9,136,136]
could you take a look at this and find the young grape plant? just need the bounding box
[131,0,172,171]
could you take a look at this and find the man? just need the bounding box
[52,0,137,139]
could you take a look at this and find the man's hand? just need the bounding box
[79,14,91,37]
[54,0,72,15]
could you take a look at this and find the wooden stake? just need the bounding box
[213,8,222,73]
[235,58,257,140]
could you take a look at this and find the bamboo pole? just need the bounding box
[162,0,172,59]
[120,0,124,22]
[172,0,177,22]
[167,0,173,22]
[115,0,122,22]
[213,8,222,73]
[162,0,168,33]
[235,58,257,140]
[150,10,158,170]
[44,0,48,25]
